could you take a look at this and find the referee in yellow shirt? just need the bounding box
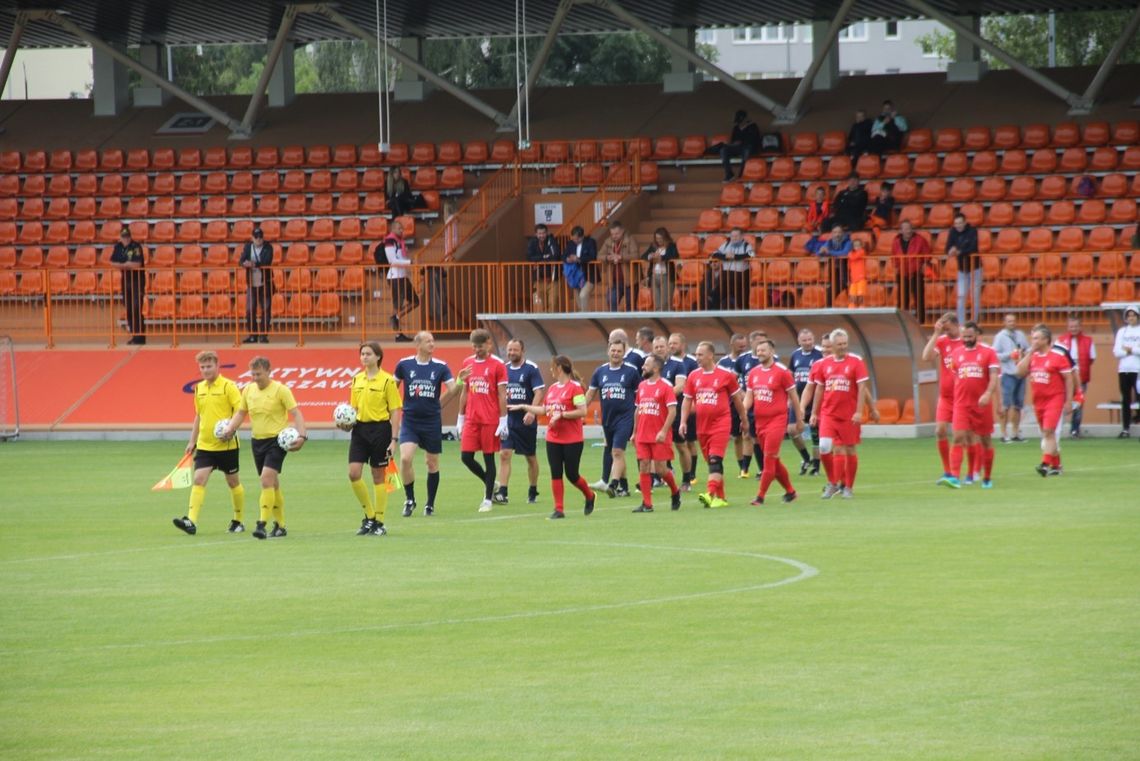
[173,351,246,535]
[340,341,403,536]
[220,356,307,540]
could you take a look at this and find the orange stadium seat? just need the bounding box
[911,153,939,177]
[651,136,678,160]
[1077,200,1106,225]
[897,205,924,227]
[1080,121,1109,146]
[1095,251,1125,277]
[675,235,700,259]
[151,173,174,195]
[903,129,932,153]
[1108,199,1137,224]
[949,178,976,203]
[1006,176,1035,201]
[335,218,361,240]
[758,235,785,257]
[0,151,19,174]
[255,195,279,216]
[740,158,766,181]
[919,179,946,203]
[16,246,44,267]
[752,208,779,231]
[22,150,47,172]
[45,175,72,197]
[927,204,954,229]
[177,245,204,267]
[1122,147,1140,171]
[17,222,44,245]
[124,148,148,171]
[352,145,376,167]
[935,128,962,152]
[1086,226,1119,251]
[797,156,823,180]
[199,147,225,169]
[794,258,823,282]
[680,135,706,159]
[1015,201,1045,227]
[542,141,568,163]
[1042,281,1070,306]
[994,229,1023,254]
[978,282,1007,308]
[552,165,576,186]
[338,243,364,266]
[1050,122,1079,148]
[518,144,541,163]
[939,152,968,177]
[725,209,752,231]
[964,126,991,151]
[825,155,852,179]
[999,150,1028,174]
[43,197,70,220]
[791,132,818,155]
[855,154,880,179]
[48,149,72,172]
[459,140,488,165]
[1063,252,1093,279]
[308,193,333,216]
[150,148,174,170]
[769,157,796,181]
[1055,227,1085,251]
[890,178,916,203]
[799,285,827,309]
[1033,252,1062,277]
[1106,281,1136,302]
[776,183,802,206]
[1021,124,1049,149]
[820,131,846,155]
[696,209,723,232]
[436,141,461,165]
[45,222,71,245]
[202,220,228,243]
[1046,200,1076,225]
[702,235,726,256]
[439,166,465,190]
[489,139,515,164]
[1029,149,1058,174]
[332,169,357,192]
[230,172,254,194]
[332,144,357,166]
[228,147,253,169]
[411,167,437,190]
[380,144,408,165]
[1008,282,1039,307]
[781,208,806,231]
[1110,120,1138,145]
[1088,147,1117,172]
[716,183,743,206]
[1037,175,1066,200]
[199,172,225,195]
[44,245,69,268]
[1071,280,1102,306]
[1059,147,1088,173]
[968,151,997,177]
[178,270,204,294]
[747,183,773,206]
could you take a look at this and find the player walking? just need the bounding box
[394,332,456,518]
[787,329,824,475]
[587,339,641,497]
[743,339,801,504]
[808,329,878,499]
[495,338,545,505]
[1016,325,1074,476]
[938,322,999,489]
[734,330,771,478]
[679,341,750,508]
[631,354,682,512]
[718,333,753,479]
[922,313,963,480]
[173,351,246,536]
[668,333,700,488]
[456,329,509,512]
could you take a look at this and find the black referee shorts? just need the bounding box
[252,436,287,474]
[193,448,240,475]
[349,420,393,468]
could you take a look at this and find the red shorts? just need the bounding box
[754,415,787,456]
[635,440,673,461]
[936,395,954,424]
[819,415,861,447]
[461,421,500,453]
[1035,397,1064,432]
[698,426,731,459]
[952,402,994,437]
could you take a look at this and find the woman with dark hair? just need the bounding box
[643,226,678,311]
[509,355,596,519]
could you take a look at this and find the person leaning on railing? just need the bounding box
[947,212,980,325]
[110,226,147,345]
[711,226,753,311]
[892,219,931,318]
[642,227,678,312]
[804,225,852,307]
[562,225,598,312]
[599,220,638,312]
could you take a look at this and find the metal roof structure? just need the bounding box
[2,0,1139,48]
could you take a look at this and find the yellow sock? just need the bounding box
[229,485,245,522]
[258,489,273,523]
[272,487,285,526]
[373,483,387,524]
[188,485,206,524]
[351,479,375,519]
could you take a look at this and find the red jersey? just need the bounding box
[814,354,869,420]
[544,380,585,444]
[682,366,739,431]
[747,362,795,419]
[950,343,999,405]
[634,378,676,444]
[934,334,963,398]
[461,355,508,424]
[1027,349,1072,400]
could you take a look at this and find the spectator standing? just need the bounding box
[642,227,678,311]
[805,225,852,306]
[111,226,147,345]
[719,109,762,182]
[947,213,980,324]
[846,109,873,160]
[562,225,597,311]
[828,176,868,231]
[848,240,867,307]
[992,313,1030,443]
[378,219,417,342]
[239,226,273,345]
[599,221,638,311]
[869,100,909,155]
[1113,305,1140,437]
[1057,314,1096,438]
[711,227,753,310]
[805,187,830,234]
[893,220,931,318]
[526,223,562,312]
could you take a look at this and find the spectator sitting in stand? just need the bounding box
[805,186,831,234]
[869,100,909,155]
[719,109,762,182]
[846,109,873,161]
[827,176,868,232]
[386,169,417,217]
[805,225,853,306]
[867,182,895,237]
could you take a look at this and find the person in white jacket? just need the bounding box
[1113,305,1140,437]
[377,219,418,342]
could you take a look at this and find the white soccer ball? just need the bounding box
[333,402,357,428]
[277,427,300,451]
[214,419,230,439]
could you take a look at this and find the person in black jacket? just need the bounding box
[826,176,869,231]
[526,224,562,312]
[846,109,873,161]
[563,225,598,311]
[110,226,147,345]
[720,110,762,182]
[947,213,980,324]
[239,226,274,343]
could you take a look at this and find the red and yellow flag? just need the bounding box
[385,458,402,493]
[152,452,194,491]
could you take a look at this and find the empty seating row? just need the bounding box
[0,242,380,270]
[547,162,660,187]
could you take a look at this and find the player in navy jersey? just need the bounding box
[623,326,655,372]
[734,330,770,477]
[718,333,753,479]
[393,332,457,516]
[587,339,642,497]
[495,338,545,504]
[653,335,688,490]
[668,332,700,487]
[787,328,825,475]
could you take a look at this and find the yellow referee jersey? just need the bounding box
[194,375,241,452]
[350,369,402,422]
[239,380,298,439]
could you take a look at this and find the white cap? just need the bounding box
[1125,304,1140,318]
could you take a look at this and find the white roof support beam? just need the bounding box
[0,11,27,100]
[1073,3,1140,114]
[239,4,299,134]
[507,0,574,123]
[777,0,859,124]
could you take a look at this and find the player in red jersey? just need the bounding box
[679,341,750,508]
[1016,325,1074,477]
[631,354,682,512]
[508,355,596,519]
[808,329,878,499]
[921,313,963,480]
[938,322,999,489]
[456,329,509,512]
[743,339,801,505]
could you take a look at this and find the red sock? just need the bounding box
[1051,453,1061,468]
[573,476,594,498]
[937,438,951,473]
[821,452,835,482]
[950,445,964,478]
[845,453,858,488]
[984,447,995,479]
[706,477,717,497]
[832,454,847,487]
[966,443,978,478]
[758,460,776,497]
[639,473,653,506]
[551,478,565,511]
[714,478,725,499]
[662,470,679,495]
[775,460,793,492]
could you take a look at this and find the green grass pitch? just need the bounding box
[1,438,1137,760]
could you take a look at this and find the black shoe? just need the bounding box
[1048,467,1063,476]
[270,523,287,538]
[670,492,682,511]
[172,516,196,535]
[388,315,399,330]
[651,476,664,488]
[1119,430,1131,439]
[548,510,565,520]
[1012,435,1026,442]
[613,488,631,498]
[372,522,388,536]
[259,336,269,344]
[356,518,376,535]
[527,490,538,504]
[242,335,258,344]
[633,504,653,513]
[1035,463,1049,478]
[227,520,244,533]
[809,459,821,476]
[584,496,595,516]
[253,521,268,539]
[127,336,146,345]
[402,500,417,517]
[782,491,798,504]
[394,333,413,342]
[750,496,765,506]
[799,460,810,476]
[424,505,435,516]
[492,493,508,504]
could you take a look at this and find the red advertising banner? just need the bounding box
[13,345,472,429]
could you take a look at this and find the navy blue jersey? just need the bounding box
[668,354,698,399]
[718,353,745,380]
[734,352,762,384]
[624,348,648,372]
[393,356,453,419]
[788,347,824,393]
[505,360,546,425]
[661,357,687,391]
[588,362,641,427]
